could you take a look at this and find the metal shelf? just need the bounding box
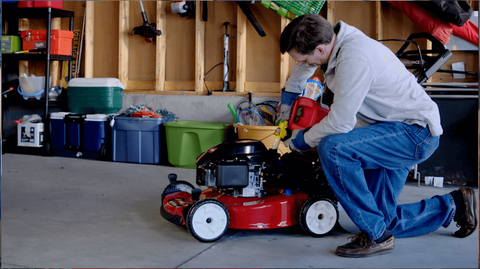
[17,7,74,19]
[3,54,73,62]
[3,6,74,153]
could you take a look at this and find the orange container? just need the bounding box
[20,30,73,56]
[18,1,63,9]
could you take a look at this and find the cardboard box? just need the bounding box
[17,122,44,147]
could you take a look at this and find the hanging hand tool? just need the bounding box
[171,1,196,18]
[236,1,266,37]
[132,1,162,43]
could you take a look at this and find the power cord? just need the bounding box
[204,62,224,95]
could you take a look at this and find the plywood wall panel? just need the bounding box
[128,1,158,82]
[328,1,376,38]
[62,1,85,30]
[204,1,238,83]
[165,12,196,82]
[246,2,281,84]
[92,1,119,78]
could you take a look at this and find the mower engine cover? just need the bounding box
[196,139,279,197]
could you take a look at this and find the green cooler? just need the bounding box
[67,78,124,114]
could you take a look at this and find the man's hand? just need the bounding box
[283,128,311,152]
[275,90,300,124]
[276,103,292,123]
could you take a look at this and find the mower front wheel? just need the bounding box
[186,198,230,242]
[300,196,338,237]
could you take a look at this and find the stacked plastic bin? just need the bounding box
[164,121,232,168]
[111,116,174,165]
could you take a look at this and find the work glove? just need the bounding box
[275,89,300,124]
[276,104,292,123]
[283,128,311,152]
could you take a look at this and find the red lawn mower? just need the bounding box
[160,118,339,242]
[160,32,456,242]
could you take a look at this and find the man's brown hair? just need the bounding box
[280,13,334,55]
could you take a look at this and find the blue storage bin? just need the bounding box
[50,112,110,159]
[111,116,173,164]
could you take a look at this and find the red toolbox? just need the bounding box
[18,1,63,9]
[20,29,73,56]
[288,97,330,130]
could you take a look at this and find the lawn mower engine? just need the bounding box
[195,139,279,198]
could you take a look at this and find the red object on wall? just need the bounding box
[288,97,330,131]
[387,1,453,45]
[20,29,74,56]
[18,1,63,9]
[450,21,479,46]
[388,1,478,46]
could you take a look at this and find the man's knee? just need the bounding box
[318,134,338,159]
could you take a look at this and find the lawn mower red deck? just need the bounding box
[160,139,339,242]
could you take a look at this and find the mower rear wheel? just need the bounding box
[162,180,195,195]
[300,197,338,237]
[186,198,229,242]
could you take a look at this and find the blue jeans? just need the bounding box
[317,121,455,240]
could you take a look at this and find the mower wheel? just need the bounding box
[186,198,229,242]
[299,196,338,237]
[162,180,195,195]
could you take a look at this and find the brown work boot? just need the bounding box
[454,188,477,238]
[335,232,395,258]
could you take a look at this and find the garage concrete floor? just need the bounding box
[1,153,478,268]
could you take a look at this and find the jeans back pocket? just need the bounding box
[415,135,440,161]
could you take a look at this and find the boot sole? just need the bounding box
[335,247,394,258]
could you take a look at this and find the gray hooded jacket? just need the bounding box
[285,21,443,147]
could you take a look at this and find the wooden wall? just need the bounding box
[26,1,479,93]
